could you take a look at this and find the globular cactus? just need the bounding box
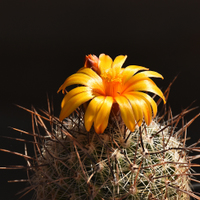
[2,54,200,200]
[25,105,199,200]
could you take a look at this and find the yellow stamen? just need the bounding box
[101,68,123,97]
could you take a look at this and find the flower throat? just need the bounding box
[101,68,123,97]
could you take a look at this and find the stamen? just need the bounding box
[101,68,123,97]
[101,68,123,83]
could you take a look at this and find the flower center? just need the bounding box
[101,68,123,97]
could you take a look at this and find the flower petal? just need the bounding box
[99,54,113,73]
[129,91,157,118]
[94,96,113,134]
[77,67,105,94]
[122,65,149,84]
[124,79,166,104]
[84,96,105,132]
[138,97,152,125]
[112,55,127,70]
[124,70,164,89]
[61,86,90,108]
[115,96,135,131]
[133,94,152,125]
[124,93,152,125]
[57,72,104,95]
[77,67,103,84]
[57,73,93,93]
[123,93,143,126]
[59,91,94,121]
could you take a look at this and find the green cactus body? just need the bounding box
[30,113,191,200]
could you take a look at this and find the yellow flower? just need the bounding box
[58,54,166,134]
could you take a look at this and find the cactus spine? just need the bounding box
[2,53,200,199]
[21,102,199,200]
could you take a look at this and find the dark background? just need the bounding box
[1,0,200,199]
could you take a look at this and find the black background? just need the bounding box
[1,0,200,199]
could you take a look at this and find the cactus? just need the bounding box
[1,54,200,199]
[16,101,199,200]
